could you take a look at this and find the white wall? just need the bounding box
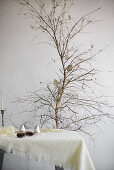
[0,0,114,169]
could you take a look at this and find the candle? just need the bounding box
[34,125,40,133]
[1,100,4,110]
[20,125,26,132]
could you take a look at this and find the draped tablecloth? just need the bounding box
[0,128,95,170]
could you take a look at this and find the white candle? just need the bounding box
[34,125,40,133]
[20,125,25,132]
[1,100,4,110]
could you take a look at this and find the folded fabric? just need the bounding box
[0,126,16,137]
[40,128,65,133]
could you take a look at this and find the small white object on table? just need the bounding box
[0,128,95,170]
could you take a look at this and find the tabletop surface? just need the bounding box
[0,128,95,170]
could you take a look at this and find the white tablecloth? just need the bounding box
[0,129,95,170]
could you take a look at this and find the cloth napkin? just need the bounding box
[0,126,16,137]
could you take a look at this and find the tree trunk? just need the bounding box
[55,106,59,129]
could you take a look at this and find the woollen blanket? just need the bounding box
[0,128,95,170]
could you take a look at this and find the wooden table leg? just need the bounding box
[0,149,5,170]
[55,165,64,170]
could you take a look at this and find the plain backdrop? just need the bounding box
[0,0,114,170]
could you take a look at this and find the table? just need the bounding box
[0,129,95,170]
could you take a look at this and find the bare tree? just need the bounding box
[16,0,113,136]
